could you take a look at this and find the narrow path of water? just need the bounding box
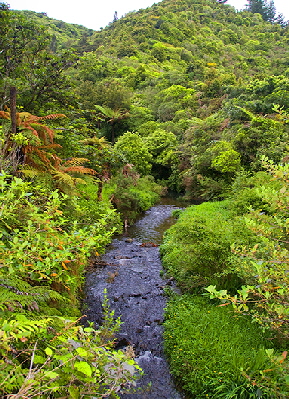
[85,203,185,398]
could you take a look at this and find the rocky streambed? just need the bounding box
[85,203,185,398]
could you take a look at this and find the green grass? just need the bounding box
[164,295,285,399]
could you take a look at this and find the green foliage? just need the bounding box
[228,169,281,215]
[109,171,161,225]
[3,1,289,395]
[205,158,289,340]
[114,132,152,175]
[0,172,139,397]
[0,304,140,398]
[0,173,116,304]
[160,200,254,292]
[164,295,288,398]
[245,0,285,24]
[0,8,76,112]
[209,141,241,173]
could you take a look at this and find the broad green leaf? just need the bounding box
[74,361,92,377]
[76,347,88,357]
[45,370,58,379]
[45,347,53,357]
[68,386,80,399]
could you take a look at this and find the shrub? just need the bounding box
[0,174,116,306]
[108,172,162,225]
[228,170,281,216]
[0,298,140,398]
[0,173,140,397]
[160,200,254,292]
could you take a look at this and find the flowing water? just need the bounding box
[85,201,186,398]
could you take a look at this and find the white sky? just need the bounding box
[7,0,289,31]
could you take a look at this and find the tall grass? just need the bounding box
[164,295,284,398]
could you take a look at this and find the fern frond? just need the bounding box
[64,158,90,166]
[0,111,10,120]
[24,148,53,170]
[51,170,75,187]
[61,166,96,175]
[74,177,86,185]
[0,276,63,313]
[20,124,41,139]
[19,166,43,178]
[51,170,78,195]
[29,123,54,144]
[34,113,66,121]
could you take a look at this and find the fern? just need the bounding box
[79,136,109,148]
[1,110,97,193]
[0,275,63,313]
[61,165,96,174]
[63,157,91,165]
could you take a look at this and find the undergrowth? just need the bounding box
[164,295,288,399]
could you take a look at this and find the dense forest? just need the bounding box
[0,0,289,397]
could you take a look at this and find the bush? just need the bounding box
[228,170,281,216]
[0,174,116,306]
[0,297,140,398]
[160,200,254,292]
[164,295,287,399]
[108,172,162,225]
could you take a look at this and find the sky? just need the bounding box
[7,0,289,31]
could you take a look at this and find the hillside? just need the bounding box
[14,10,94,51]
[69,0,289,197]
[2,0,289,197]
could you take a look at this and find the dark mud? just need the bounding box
[85,204,185,398]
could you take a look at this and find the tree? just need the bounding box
[144,129,179,181]
[0,8,76,112]
[245,0,283,23]
[94,105,130,144]
[78,136,117,200]
[114,132,152,176]
[113,11,118,22]
[0,2,9,11]
[0,110,96,194]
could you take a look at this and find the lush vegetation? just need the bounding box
[161,159,289,397]
[164,295,288,398]
[1,0,289,396]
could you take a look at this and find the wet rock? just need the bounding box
[85,204,185,399]
[114,335,131,349]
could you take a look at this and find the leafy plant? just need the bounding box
[0,304,140,398]
[160,200,254,292]
[205,157,289,340]
[0,173,116,304]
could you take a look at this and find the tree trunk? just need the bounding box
[10,86,17,134]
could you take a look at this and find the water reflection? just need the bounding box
[127,204,183,244]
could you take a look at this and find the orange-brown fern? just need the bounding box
[1,110,96,193]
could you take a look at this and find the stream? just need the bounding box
[85,200,186,398]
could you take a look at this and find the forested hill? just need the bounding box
[90,0,289,76]
[14,9,94,50]
[70,0,289,198]
[3,0,289,200]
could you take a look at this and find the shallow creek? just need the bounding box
[85,200,186,398]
